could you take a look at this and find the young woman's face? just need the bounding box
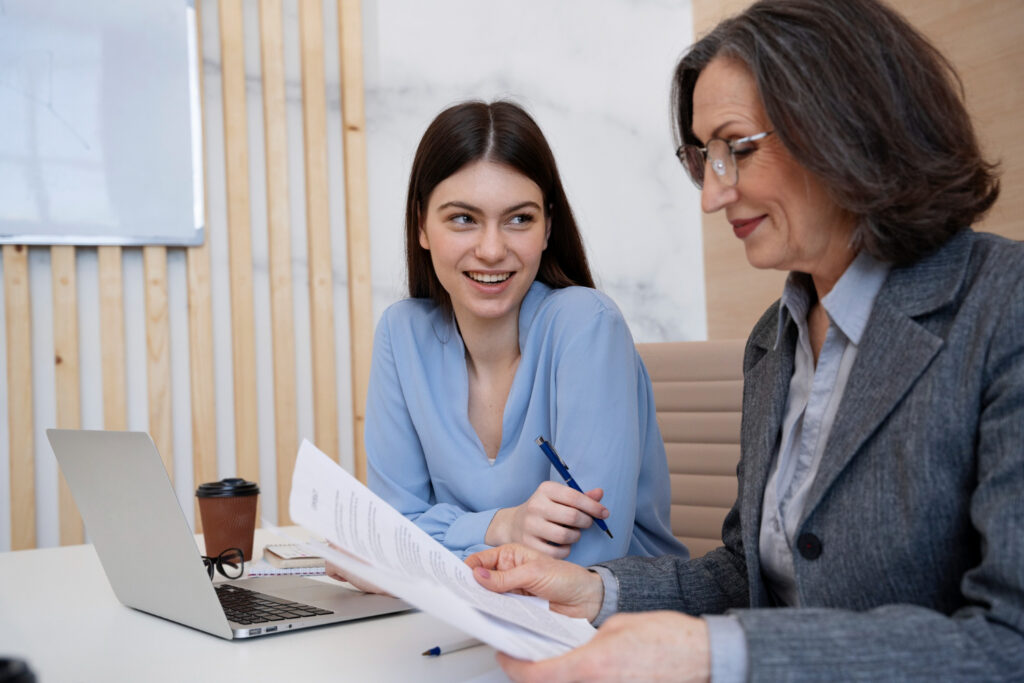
[419,160,550,330]
[691,57,855,280]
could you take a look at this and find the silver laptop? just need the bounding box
[47,428,409,640]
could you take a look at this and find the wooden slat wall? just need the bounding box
[188,2,218,534]
[144,247,173,480]
[219,0,260,485]
[5,246,34,550]
[97,247,126,432]
[338,0,372,483]
[300,0,341,467]
[4,0,374,549]
[694,0,1024,339]
[259,0,300,525]
[51,246,83,545]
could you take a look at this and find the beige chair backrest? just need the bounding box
[637,340,745,559]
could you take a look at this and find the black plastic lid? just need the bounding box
[195,477,259,498]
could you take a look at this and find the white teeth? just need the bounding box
[467,272,512,284]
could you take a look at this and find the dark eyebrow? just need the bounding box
[435,200,542,215]
[436,200,482,213]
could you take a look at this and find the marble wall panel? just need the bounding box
[362,0,706,342]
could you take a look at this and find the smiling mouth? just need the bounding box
[730,216,765,239]
[466,272,513,284]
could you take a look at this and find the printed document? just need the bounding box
[288,440,596,661]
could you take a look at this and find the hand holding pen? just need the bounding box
[483,440,611,558]
[535,436,613,539]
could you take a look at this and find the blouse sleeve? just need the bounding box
[365,311,496,558]
[552,301,681,564]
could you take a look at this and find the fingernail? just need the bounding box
[474,567,491,579]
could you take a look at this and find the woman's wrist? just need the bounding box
[484,507,514,546]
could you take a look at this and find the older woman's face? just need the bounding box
[692,57,855,281]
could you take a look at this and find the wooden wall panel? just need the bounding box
[51,246,83,545]
[299,0,340,464]
[897,0,1023,242]
[338,0,372,483]
[188,0,218,533]
[187,232,218,531]
[98,247,127,431]
[259,0,300,523]
[144,247,173,479]
[219,0,260,483]
[5,245,34,550]
[693,0,1024,339]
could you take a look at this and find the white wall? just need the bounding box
[0,0,704,551]
[363,0,705,341]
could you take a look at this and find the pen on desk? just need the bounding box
[535,436,613,539]
[422,638,484,656]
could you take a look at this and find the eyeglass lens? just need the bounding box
[203,547,245,580]
[680,139,736,189]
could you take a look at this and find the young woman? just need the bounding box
[364,100,688,566]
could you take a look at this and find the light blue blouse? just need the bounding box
[366,281,688,565]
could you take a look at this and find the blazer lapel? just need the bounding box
[802,302,941,516]
[800,233,972,521]
[741,308,795,606]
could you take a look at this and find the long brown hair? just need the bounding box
[405,100,594,316]
[673,0,1000,265]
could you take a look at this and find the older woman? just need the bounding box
[466,1,1024,681]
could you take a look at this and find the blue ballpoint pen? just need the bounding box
[535,436,613,539]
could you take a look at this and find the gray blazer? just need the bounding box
[600,230,1024,681]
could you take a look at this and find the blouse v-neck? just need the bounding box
[444,284,545,465]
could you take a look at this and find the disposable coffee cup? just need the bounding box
[196,478,260,561]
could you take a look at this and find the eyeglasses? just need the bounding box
[676,131,774,189]
[202,547,245,580]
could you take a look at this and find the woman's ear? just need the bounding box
[543,212,552,250]
[417,206,430,250]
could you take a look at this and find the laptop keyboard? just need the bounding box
[216,583,334,625]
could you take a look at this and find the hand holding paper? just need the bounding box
[288,440,596,661]
[465,543,606,622]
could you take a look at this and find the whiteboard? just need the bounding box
[0,0,204,246]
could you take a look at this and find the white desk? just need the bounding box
[0,530,507,682]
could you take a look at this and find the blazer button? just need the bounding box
[797,533,822,560]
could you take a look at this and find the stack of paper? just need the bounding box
[288,440,596,661]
